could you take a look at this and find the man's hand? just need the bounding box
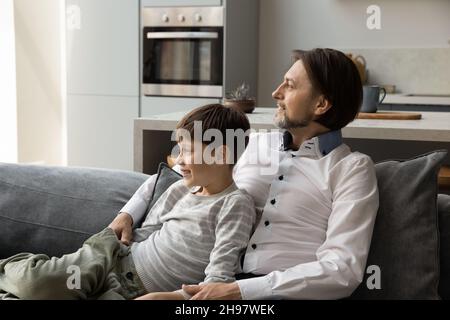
[134,292,185,300]
[108,212,133,245]
[182,282,242,300]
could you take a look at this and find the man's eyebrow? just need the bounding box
[285,77,296,85]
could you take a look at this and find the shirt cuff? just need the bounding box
[175,289,191,300]
[119,197,148,226]
[237,275,273,300]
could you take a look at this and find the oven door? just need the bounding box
[143,27,223,98]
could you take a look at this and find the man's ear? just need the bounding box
[314,95,332,116]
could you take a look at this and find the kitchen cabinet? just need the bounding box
[141,97,220,117]
[141,0,221,7]
[67,95,138,170]
[66,0,139,96]
[65,0,139,170]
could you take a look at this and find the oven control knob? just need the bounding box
[195,13,202,22]
[162,14,169,23]
[178,14,186,22]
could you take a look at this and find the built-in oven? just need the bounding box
[142,7,224,98]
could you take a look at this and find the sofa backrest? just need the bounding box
[0,163,149,258]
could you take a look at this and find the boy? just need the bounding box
[0,104,255,300]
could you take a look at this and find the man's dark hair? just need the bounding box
[176,104,251,165]
[292,48,363,130]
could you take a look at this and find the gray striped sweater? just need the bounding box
[130,180,256,293]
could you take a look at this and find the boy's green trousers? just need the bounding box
[0,228,146,300]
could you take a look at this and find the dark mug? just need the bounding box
[361,85,386,113]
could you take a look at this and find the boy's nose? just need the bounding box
[175,153,184,165]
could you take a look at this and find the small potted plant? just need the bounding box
[223,82,256,114]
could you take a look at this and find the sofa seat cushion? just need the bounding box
[0,163,149,258]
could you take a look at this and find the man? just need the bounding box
[110,48,379,300]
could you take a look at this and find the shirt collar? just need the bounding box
[281,130,343,158]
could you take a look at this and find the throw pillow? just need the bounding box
[438,193,450,299]
[350,150,447,299]
[132,163,182,241]
[137,162,182,226]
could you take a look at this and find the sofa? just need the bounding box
[1,150,450,300]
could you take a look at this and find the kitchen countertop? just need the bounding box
[134,108,450,172]
[383,94,450,106]
[135,108,450,142]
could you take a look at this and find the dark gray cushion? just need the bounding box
[0,163,149,258]
[351,150,447,299]
[148,163,182,217]
[134,162,182,227]
[438,193,450,299]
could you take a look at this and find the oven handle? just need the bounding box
[146,32,218,39]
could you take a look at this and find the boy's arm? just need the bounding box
[120,164,182,225]
[203,194,256,284]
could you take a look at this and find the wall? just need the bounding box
[0,0,18,163]
[257,0,450,105]
[14,0,65,165]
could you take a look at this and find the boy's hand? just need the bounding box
[134,292,185,300]
[108,212,133,245]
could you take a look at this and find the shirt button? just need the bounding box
[270,199,276,205]
[264,220,270,226]
[251,244,257,250]
[126,272,134,280]
[278,175,284,181]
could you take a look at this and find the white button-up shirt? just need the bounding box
[121,129,379,300]
[233,130,379,299]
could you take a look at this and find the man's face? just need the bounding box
[272,60,320,129]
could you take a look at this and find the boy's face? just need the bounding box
[175,139,227,188]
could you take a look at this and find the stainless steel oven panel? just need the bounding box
[147,31,219,39]
[142,84,223,98]
[142,7,224,27]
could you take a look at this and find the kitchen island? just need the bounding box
[134,108,450,174]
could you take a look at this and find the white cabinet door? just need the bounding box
[141,97,220,117]
[66,0,139,96]
[141,0,221,7]
[67,95,138,170]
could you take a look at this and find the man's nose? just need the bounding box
[272,84,283,100]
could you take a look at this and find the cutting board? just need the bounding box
[357,112,422,120]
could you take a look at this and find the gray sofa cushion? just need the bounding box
[351,150,447,299]
[438,193,450,299]
[141,162,182,225]
[0,163,149,258]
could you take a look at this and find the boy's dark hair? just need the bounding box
[176,104,251,165]
[292,48,363,131]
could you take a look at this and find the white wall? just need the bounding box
[14,0,65,165]
[258,0,450,105]
[0,0,18,163]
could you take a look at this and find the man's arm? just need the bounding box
[119,174,158,225]
[185,155,379,300]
